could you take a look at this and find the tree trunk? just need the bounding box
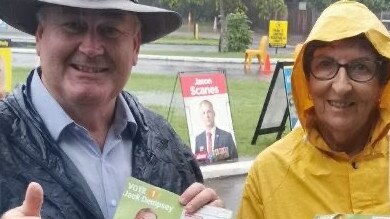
[218,0,228,52]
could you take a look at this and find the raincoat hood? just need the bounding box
[292,0,390,130]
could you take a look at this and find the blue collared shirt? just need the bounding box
[30,70,137,219]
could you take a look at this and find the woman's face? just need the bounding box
[308,39,384,141]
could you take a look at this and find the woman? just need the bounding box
[237,1,390,218]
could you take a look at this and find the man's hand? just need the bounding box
[179,182,224,214]
[1,182,43,219]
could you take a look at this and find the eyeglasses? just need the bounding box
[310,57,382,82]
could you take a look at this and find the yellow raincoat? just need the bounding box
[237,1,390,218]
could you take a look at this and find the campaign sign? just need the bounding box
[282,66,298,128]
[114,177,183,219]
[0,39,12,93]
[114,177,233,219]
[179,70,238,165]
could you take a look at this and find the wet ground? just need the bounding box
[204,174,247,218]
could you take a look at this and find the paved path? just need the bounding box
[204,174,246,218]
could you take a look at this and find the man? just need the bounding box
[0,0,222,218]
[195,100,238,162]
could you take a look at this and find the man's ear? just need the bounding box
[131,31,141,66]
[35,24,44,56]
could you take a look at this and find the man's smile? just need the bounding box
[71,64,108,73]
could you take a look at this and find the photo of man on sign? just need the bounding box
[194,99,238,163]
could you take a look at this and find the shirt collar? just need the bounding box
[31,69,73,140]
[30,69,137,141]
[207,126,216,135]
[114,94,138,139]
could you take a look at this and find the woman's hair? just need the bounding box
[303,34,390,84]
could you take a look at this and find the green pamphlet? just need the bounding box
[114,177,233,219]
[114,177,184,219]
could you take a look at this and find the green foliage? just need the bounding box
[161,0,243,12]
[161,0,180,9]
[254,0,286,21]
[225,11,253,52]
[307,0,390,12]
[216,0,246,15]
[159,0,244,21]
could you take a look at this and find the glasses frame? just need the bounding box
[310,59,383,83]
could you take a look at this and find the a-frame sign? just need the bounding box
[251,61,294,145]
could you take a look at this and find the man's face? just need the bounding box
[135,212,157,219]
[200,103,215,129]
[35,6,141,108]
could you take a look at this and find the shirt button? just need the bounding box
[111,200,117,207]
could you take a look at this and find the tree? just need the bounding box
[216,0,245,51]
[160,0,242,15]
[160,0,244,52]
[225,11,253,52]
[254,0,286,21]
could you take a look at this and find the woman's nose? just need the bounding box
[331,66,353,94]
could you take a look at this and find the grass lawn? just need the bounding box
[12,67,286,157]
[154,36,219,46]
[140,50,293,59]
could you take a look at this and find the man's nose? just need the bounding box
[331,66,352,94]
[78,29,104,57]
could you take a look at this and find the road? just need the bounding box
[133,57,264,77]
[12,50,280,82]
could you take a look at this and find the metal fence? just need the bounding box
[381,11,390,29]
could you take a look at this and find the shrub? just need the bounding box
[225,11,253,52]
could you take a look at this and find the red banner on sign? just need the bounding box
[180,73,227,97]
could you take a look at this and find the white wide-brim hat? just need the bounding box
[0,0,182,44]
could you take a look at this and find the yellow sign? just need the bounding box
[0,39,12,93]
[268,20,288,48]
